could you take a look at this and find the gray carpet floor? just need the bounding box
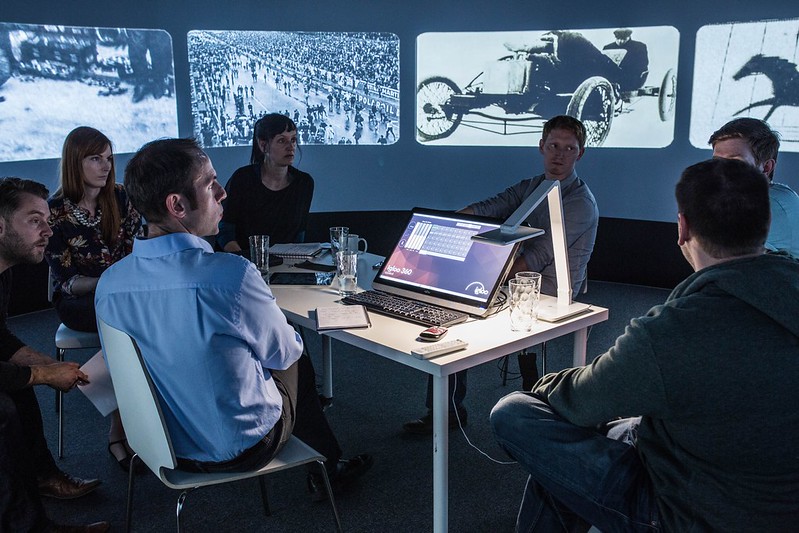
[12,280,670,532]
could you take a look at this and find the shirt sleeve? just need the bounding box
[0,360,31,392]
[0,271,24,362]
[468,179,532,220]
[235,262,303,371]
[44,205,79,294]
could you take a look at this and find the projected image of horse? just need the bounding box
[733,54,799,121]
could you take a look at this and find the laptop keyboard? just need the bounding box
[341,290,469,327]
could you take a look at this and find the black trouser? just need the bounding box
[0,390,55,532]
[53,292,97,333]
[179,353,342,474]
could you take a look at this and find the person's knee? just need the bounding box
[490,391,552,440]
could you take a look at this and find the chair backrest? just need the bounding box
[97,318,178,474]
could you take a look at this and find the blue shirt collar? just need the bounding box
[132,233,214,258]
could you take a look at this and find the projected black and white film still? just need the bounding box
[0,23,177,163]
[188,31,400,148]
[690,18,799,151]
[416,26,679,148]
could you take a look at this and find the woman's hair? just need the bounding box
[57,126,121,244]
[250,113,299,165]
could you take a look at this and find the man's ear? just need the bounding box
[762,158,776,179]
[576,147,585,161]
[164,193,186,218]
[677,212,690,246]
[538,138,545,155]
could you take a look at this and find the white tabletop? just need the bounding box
[271,252,608,377]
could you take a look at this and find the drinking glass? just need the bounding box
[329,226,349,260]
[508,276,541,332]
[249,235,270,278]
[335,250,358,297]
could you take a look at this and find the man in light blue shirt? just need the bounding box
[710,117,799,257]
[95,138,371,498]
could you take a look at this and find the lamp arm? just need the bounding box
[499,179,558,234]
[546,184,573,305]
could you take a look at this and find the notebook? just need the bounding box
[371,208,523,317]
[269,242,324,259]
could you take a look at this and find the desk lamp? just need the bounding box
[471,179,590,322]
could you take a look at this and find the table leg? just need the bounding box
[573,327,588,367]
[432,374,448,533]
[322,335,333,398]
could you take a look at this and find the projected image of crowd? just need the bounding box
[188,31,400,147]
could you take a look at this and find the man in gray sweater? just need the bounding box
[491,158,799,531]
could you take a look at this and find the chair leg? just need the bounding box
[176,490,189,533]
[125,454,138,533]
[258,476,272,516]
[316,460,342,532]
[56,347,65,459]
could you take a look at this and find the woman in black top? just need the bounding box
[218,114,314,253]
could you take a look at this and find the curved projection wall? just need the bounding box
[188,31,400,147]
[690,18,799,151]
[416,26,679,148]
[0,23,178,163]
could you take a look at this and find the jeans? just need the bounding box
[490,392,659,532]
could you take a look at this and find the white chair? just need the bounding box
[97,319,342,532]
[48,269,101,458]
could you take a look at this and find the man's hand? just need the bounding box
[28,362,89,392]
[223,241,243,254]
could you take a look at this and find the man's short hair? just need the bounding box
[124,138,208,223]
[0,177,49,221]
[676,158,770,258]
[542,115,587,150]
[708,118,780,178]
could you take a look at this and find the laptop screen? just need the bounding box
[372,208,520,316]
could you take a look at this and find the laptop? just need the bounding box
[371,208,525,318]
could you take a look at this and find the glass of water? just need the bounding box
[249,235,270,278]
[335,250,358,297]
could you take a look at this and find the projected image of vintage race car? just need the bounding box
[416,30,676,146]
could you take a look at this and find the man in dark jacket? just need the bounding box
[0,177,108,532]
[491,158,799,531]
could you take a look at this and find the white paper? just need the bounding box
[77,351,118,417]
[316,305,371,330]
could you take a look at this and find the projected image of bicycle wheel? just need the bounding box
[690,18,799,151]
[416,26,679,148]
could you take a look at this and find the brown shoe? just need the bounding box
[38,470,101,500]
[50,521,110,533]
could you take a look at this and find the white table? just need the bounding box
[271,252,608,532]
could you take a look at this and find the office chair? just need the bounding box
[48,269,101,458]
[97,319,343,532]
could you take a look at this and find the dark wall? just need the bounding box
[8,213,690,316]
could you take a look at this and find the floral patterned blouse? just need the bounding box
[45,184,143,298]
